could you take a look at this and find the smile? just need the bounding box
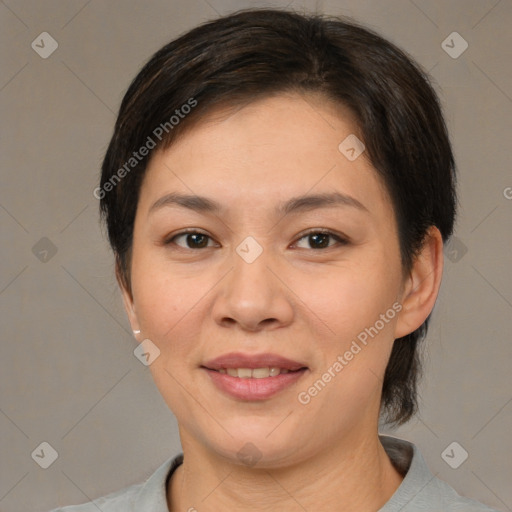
[201,352,308,400]
[218,367,293,378]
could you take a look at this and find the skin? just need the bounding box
[119,92,444,511]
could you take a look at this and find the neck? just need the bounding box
[167,432,403,512]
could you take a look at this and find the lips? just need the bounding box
[202,352,307,372]
[202,352,308,400]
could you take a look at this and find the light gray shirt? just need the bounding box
[49,436,499,511]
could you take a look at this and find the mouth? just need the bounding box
[202,352,307,372]
[213,367,303,378]
[201,352,309,400]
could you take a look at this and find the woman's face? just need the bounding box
[123,93,412,466]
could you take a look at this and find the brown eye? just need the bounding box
[294,231,348,250]
[168,231,214,249]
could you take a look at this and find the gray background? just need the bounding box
[1,0,510,511]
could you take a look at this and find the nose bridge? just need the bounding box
[232,240,272,298]
[213,237,293,330]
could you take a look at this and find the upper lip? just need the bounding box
[202,352,308,371]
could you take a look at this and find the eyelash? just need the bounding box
[164,228,349,251]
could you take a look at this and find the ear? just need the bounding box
[394,226,444,339]
[115,260,141,335]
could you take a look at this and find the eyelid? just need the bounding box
[165,227,209,238]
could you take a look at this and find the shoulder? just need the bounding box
[46,482,142,511]
[379,435,499,512]
[413,474,500,511]
[46,454,183,512]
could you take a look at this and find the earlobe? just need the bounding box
[115,261,141,336]
[394,226,444,339]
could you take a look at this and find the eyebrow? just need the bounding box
[148,191,368,216]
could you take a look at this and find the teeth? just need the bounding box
[237,368,252,378]
[269,367,280,377]
[220,367,292,378]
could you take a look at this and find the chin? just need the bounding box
[195,418,312,468]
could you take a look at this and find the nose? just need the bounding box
[211,247,294,333]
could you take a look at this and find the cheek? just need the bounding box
[130,267,207,412]
[293,253,402,344]
[129,252,206,360]
[293,248,403,414]
[294,267,401,426]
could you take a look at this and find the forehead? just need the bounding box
[138,93,393,222]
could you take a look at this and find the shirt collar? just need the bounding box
[134,453,183,510]
[378,435,436,511]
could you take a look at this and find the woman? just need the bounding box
[52,8,498,512]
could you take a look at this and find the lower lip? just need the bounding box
[204,368,307,401]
